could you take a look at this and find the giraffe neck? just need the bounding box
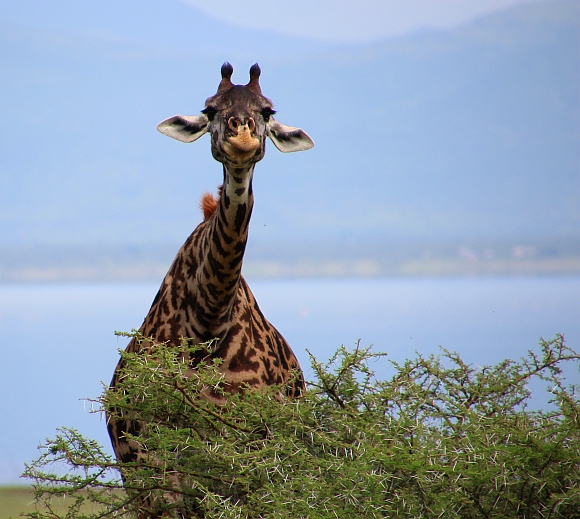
[188,163,255,335]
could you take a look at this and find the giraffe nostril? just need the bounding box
[228,116,255,133]
[228,117,239,131]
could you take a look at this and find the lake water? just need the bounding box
[1,276,579,483]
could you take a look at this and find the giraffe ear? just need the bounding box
[267,119,314,153]
[157,115,209,143]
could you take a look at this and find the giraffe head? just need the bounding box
[157,63,314,166]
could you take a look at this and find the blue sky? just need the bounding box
[0,0,577,247]
[180,0,553,42]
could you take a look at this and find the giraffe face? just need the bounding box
[157,63,314,165]
[202,82,273,166]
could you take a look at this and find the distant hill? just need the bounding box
[0,0,578,278]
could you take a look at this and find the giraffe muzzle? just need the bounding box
[224,116,261,156]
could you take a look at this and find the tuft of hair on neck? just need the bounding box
[200,185,223,221]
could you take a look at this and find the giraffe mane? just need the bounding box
[200,185,223,221]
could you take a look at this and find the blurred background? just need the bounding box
[0,0,578,485]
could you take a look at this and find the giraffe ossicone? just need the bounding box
[107,63,314,517]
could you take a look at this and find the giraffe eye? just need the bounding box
[202,106,218,121]
[261,107,276,122]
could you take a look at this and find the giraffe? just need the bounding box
[106,62,314,516]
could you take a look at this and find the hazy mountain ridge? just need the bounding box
[1,237,577,282]
[0,0,578,279]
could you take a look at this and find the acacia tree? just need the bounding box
[23,334,580,518]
